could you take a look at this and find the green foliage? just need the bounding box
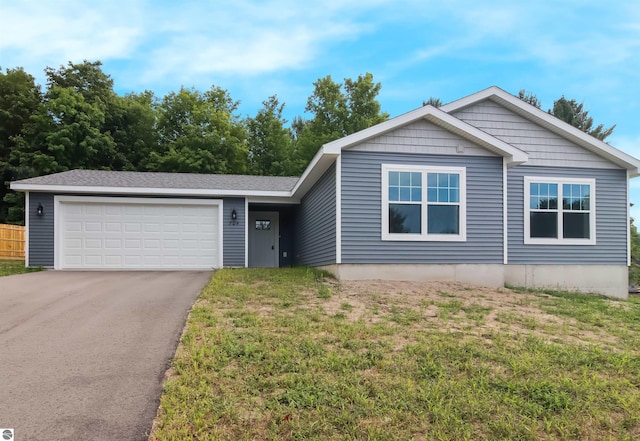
[550,96,615,141]
[148,86,248,174]
[629,217,640,285]
[0,259,42,277]
[516,91,615,141]
[0,67,43,223]
[246,95,295,176]
[422,97,443,107]
[294,73,388,172]
[517,89,541,109]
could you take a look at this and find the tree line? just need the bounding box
[0,60,614,224]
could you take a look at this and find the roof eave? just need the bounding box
[9,182,294,198]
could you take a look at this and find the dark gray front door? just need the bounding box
[248,211,279,267]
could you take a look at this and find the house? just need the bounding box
[10,87,640,298]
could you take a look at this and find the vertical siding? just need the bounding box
[341,151,503,263]
[28,192,54,267]
[507,166,627,264]
[223,197,245,267]
[296,163,336,266]
[453,100,618,169]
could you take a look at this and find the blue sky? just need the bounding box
[2,0,640,214]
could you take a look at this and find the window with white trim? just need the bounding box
[382,164,466,241]
[524,176,596,245]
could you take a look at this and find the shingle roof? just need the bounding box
[13,169,300,192]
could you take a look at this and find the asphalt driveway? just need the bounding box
[0,270,212,441]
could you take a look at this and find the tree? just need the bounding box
[294,73,388,172]
[516,90,616,141]
[148,86,248,174]
[11,86,115,175]
[550,96,615,141]
[517,90,541,109]
[45,60,114,110]
[107,91,158,171]
[422,97,443,107]
[0,67,43,223]
[246,95,294,176]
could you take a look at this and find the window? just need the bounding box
[382,164,466,241]
[255,220,271,230]
[524,177,595,245]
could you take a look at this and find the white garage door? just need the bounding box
[57,197,222,269]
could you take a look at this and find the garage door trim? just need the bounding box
[54,195,223,270]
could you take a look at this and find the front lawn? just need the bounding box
[150,268,640,440]
[0,259,41,277]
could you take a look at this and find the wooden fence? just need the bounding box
[0,224,25,260]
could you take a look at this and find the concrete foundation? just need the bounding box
[504,264,628,299]
[319,264,505,288]
[317,263,629,299]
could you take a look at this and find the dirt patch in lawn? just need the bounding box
[311,279,619,349]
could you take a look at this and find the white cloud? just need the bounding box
[0,1,142,66]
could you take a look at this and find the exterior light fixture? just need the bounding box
[231,209,237,221]
[36,203,44,217]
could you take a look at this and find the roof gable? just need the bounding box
[441,86,640,176]
[321,104,528,166]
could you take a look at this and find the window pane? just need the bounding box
[428,188,438,202]
[530,196,539,209]
[449,189,459,203]
[427,173,437,187]
[530,183,539,196]
[428,205,459,234]
[540,183,548,195]
[389,171,399,186]
[438,188,448,202]
[563,213,590,239]
[549,184,558,198]
[411,188,422,202]
[450,174,459,189]
[438,173,449,187]
[389,204,421,234]
[400,187,411,201]
[399,172,411,186]
[539,198,549,209]
[549,197,558,210]
[389,186,399,201]
[582,197,589,210]
[411,172,421,186]
[581,185,590,197]
[530,212,557,238]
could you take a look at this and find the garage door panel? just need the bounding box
[85,239,102,249]
[59,200,220,269]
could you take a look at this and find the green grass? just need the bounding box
[0,259,41,277]
[150,268,640,441]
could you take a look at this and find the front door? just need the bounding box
[248,211,279,267]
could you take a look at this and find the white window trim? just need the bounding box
[381,164,467,242]
[524,176,596,245]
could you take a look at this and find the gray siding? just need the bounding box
[296,163,336,266]
[351,119,496,157]
[507,166,627,264]
[28,192,54,267]
[341,151,503,264]
[27,193,244,268]
[223,198,245,267]
[453,100,619,169]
